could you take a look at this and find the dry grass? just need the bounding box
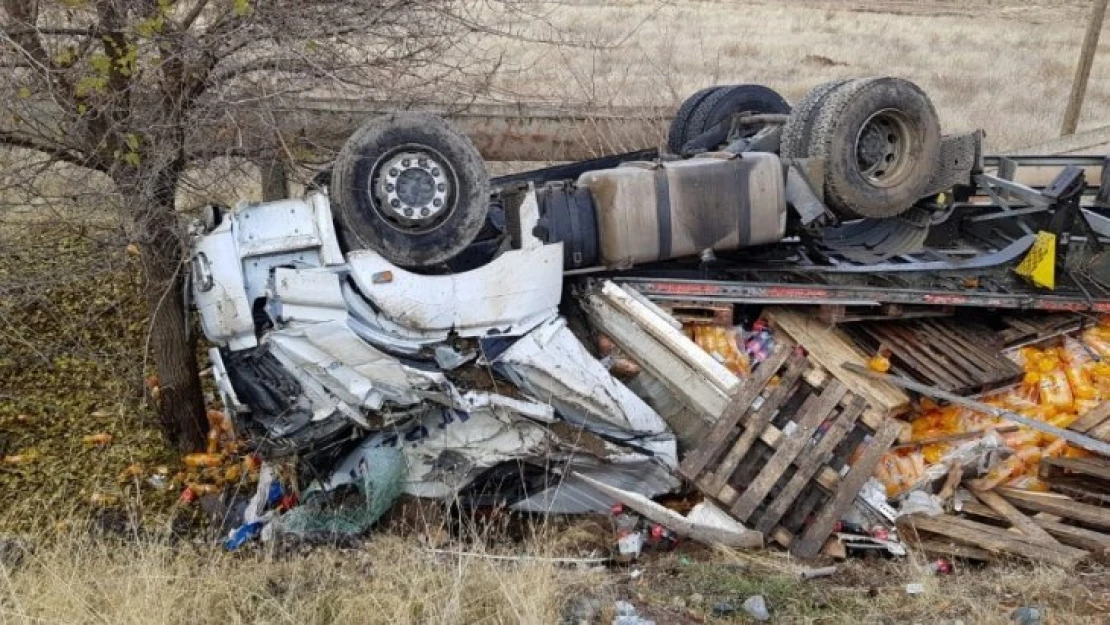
[0,531,590,625]
[628,546,1110,624]
[3,526,1108,624]
[480,0,1109,150]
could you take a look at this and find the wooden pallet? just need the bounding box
[1070,401,1110,442]
[817,303,954,324]
[678,342,902,558]
[658,301,734,326]
[998,312,1087,348]
[848,318,1023,395]
[1039,456,1110,504]
[897,482,1106,566]
[960,499,1110,556]
[762,307,910,419]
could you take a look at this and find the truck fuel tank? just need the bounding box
[577,152,786,267]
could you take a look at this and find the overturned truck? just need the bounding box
[188,77,1110,542]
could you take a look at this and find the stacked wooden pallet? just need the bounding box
[678,339,903,558]
[848,317,1024,395]
[998,312,1087,348]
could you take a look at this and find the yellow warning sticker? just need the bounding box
[1014,231,1056,290]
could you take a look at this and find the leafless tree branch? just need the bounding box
[178,0,210,32]
[0,130,105,171]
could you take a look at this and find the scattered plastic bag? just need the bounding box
[898,490,945,517]
[275,446,406,538]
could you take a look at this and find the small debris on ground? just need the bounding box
[742,594,770,621]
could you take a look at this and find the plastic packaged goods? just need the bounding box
[874,337,1110,497]
[875,450,927,497]
[1061,341,1098,400]
[744,320,775,366]
[183,453,223,468]
[868,354,891,373]
[1083,326,1110,360]
[1037,365,1074,409]
[685,324,751,376]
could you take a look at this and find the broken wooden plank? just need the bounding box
[1041,456,1110,482]
[1045,480,1110,505]
[970,487,1060,546]
[844,364,1110,457]
[572,472,764,549]
[960,501,1110,555]
[911,538,997,562]
[1091,418,1110,442]
[730,381,848,520]
[897,514,1088,567]
[998,488,1110,531]
[793,418,903,559]
[1070,401,1110,434]
[754,397,866,535]
[764,307,910,420]
[891,426,1019,451]
[937,464,963,502]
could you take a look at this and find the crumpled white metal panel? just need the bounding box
[494,316,678,468]
[347,242,563,338]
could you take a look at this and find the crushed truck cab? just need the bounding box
[189,183,680,514]
[192,190,563,353]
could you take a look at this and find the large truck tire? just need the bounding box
[331,112,490,268]
[667,85,789,154]
[779,78,852,159]
[808,77,941,219]
[667,86,722,155]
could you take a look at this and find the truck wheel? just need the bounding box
[675,85,791,154]
[331,112,490,268]
[779,78,852,159]
[667,86,723,154]
[809,77,941,219]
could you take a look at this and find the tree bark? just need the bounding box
[260,158,290,202]
[133,176,208,451]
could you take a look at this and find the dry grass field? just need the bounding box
[484,0,1109,150]
[3,525,1108,624]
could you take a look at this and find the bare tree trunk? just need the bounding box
[133,174,207,451]
[260,159,290,202]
